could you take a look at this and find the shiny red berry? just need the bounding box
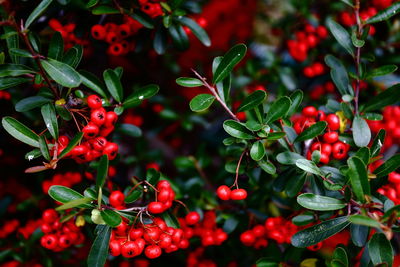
[82,123,99,139]
[109,239,121,256]
[144,245,162,259]
[109,191,125,207]
[148,202,165,214]
[103,142,118,160]
[87,95,103,109]
[326,114,340,131]
[121,241,139,258]
[230,189,247,200]
[302,106,318,117]
[216,185,231,200]
[185,211,200,225]
[91,108,107,126]
[323,131,339,143]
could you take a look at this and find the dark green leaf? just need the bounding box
[297,193,346,211]
[291,216,350,247]
[15,96,51,112]
[374,154,400,177]
[367,65,397,78]
[250,141,265,161]
[347,156,370,203]
[354,147,370,165]
[63,46,82,68]
[41,103,58,140]
[296,159,324,176]
[327,18,354,56]
[238,90,267,112]
[48,32,64,60]
[25,0,53,28]
[101,210,122,227]
[362,112,383,121]
[116,123,142,138]
[41,58,81,88]
[96,155,109,189]
[25,149,42,160]
[371,129,385,158]
[131,12,155,29]
[48,185,86,204]
[79,70,107,98]
[9,49,31,58]
[123,84,159,108]
[2,116,39,147]
[362,84,400,112]
[0,77,31,90]
[87,225,111,267]
[332,247,349,267]
[55,197,93,211]
[39,135,50,161]
[189,94,215,112]
[176,77,203,87]
[223,120,255,139]
[366,2,400,24]
[325,55,350,96]
[349,215,380,228]
[352,116,371,147]
[287,90,303,116]
[91,5,119,14]
[162,212,180,228]
[295,121,327,142]
[0,64,34,77]
[213,44,247,84]
[350,224,369,247]
[368,233,393,266]
[266,96,291,123]
[125,190,142,203]
[292,214,314,226]
[177,17,210,46]
[168,24,189,50]
[58,132,84,159]
[146,168,160,185]
[276,151,304,165]
[258,159,276,175]
[103,69,123,102]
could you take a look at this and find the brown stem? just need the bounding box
[232,150,246,189]
[191,69,240,122]
[280,119,295,152]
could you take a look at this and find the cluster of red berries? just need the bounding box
[42,172,82,194]
[66,94,119,162]
[377,171,400,205]
[287,23,328,62]
[372,0,393,9]
[0,219,19,238]
[0,90,11,100]
[49,19,91,53]
[109,215,193,259]
[339,7,377,34]
[293,106,350,163]
[147,180,176,214]
[18,219,43,239]
[216,185,247,201]
[239,224,268,249]
[303,62,325,78]
[264,216,298,244]
[91,16,143,56]
[139,0,163,18]
[310,81,335,100]
[40,209,84,251]
[368,106,400,152]
[184,210,228,247]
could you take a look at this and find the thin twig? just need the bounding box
[232,150,247,189]
[354,0,362,115]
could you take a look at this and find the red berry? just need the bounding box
[144,245,162,259]
[121,241,139,258]
[230,189,247,200]
[87,95,102,109]
[90,137,108,151]
[240,230,256,246]
[91,108,107,126]
[148,202,165,214]
[326,114,340,131]
[302,106,318,117]
[103,142,119,160]
[115,221,128,236]
[109,191,125,207]
[332,141,348,160]
[41,234,58,250]
[82,123,99,139]
[42,209,58,223]
[105,111,118,127]
[58,234,72,248]
[216,185,231,200]
[323,131,339,143]
[303,66,314,77]
[129,228,144,240]
[109,239,121,256]
[185,211,200,225]
[252,225,265,237]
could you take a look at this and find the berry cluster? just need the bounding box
[240,224,268,249]
[42,172,82,194]
[91,16,143,56]
[49,19,91,53]
[264,217,298,244]
[216,185,247,201]
[18,219,43,239]
[40,209,84,251]
[377,171,400,205]
[0,219,19,238]
[303,62,325,78]
[148,180,176,214]
[67,94,119,162]
[287,23,328,62]
[339,7,377,34]
[310,81,335,100]
[368,106,400,151]
[109,216,190,259]
[139,0,164,18]
[293,106,349,164]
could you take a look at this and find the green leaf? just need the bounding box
[327,18,354,56]
[25,0,53,28]
[63,46,82,68]
[48,32,64,60]
[250,141,265,161]
[297,193,346,211]
[267,132,286,140]
[55,197,93,211]
[79,70,107,98]
[291,216,350,247]
[96,155,109,190]
[41,58,81,88]
[362,84,400,112]
[354,147,370,165]
[350,224,369,247]
[347,156,370,203]
[325,55,350,96]
[176,17,211,46]
[296,159,324,176]
[125,190,142,203]
[295,121,327,142]
[352,116,371,147]
[0,64,35,77]
[4,26,19,64]
[116,123,142,138]
[256,258,279,267]
[25,148,42,160]
[153,26,167,54]
[368,233,393,267]
[2,116,39,147]
[349,215,380,228]
[15,96,51,112]
[351,29,365,48]
[276,151,304,165]
[123,84,159,108]
[366,2,400,24]
[101,210,122,227]
[371,129,385,158]
[146,168,160,185]
[266,96,291,123]
[48,185,87,204]
[87,225,111,267]
[38,135,50,161]
[238,90,267,112]
[382,205,400,220]
[367,65,397,78]
[258,159,276,175]
[168,24,189,50]
[0,77,31,90]
[189,94,215,112]
[58,132,84,159]
[131,12,155,29]
[91,5,119,14]
[103,69,123,102]
[223,120,255,139]
[332,247,349,267]
[362,112,383,121]
[162,212,180,228]
[374,154,400,177]
[176,77,203,87]
[213,44,247,84]
[287,90,303,116]
[41,103,59,140]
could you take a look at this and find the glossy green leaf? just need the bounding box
[96,155,109,190]
[296,159,324,176]
[2,116,39,147]
[349,215,380,228]
[366,2,400,24]
[0,64,34,77]
[25,0,53,28]
[100,210,122,227]
[15,96,51,112]
[48,185,85,204]
[371,129,385,158]
[176,77,203,87]
[347,156,370,203]
[55,197,93,211]
[48,32,64,60]
[0,77,31,90]
[368,233,393,267]
[103,69,123,102]
[367,65,397,78]
[87,225,111,267]
[58,132,84,159]
[276,151,304,165]
[162,212,180,228]
[238,90,267,112]
[213,44,247,84]
[327,18,354,56]
[189,94,215,112]
[223,120,255,139]
[125,190,142,203]
[38,135,50,161]
[266,96,291,123]
[332,247,349,267]
[250,141,265,161]
[63,46,82,68]
[297,193,346,211]
[177,17,210,46]
[168,24,189,50]
[41,58,81,88]
[123,84,159,108]
[41,103,58,140]
[116,123,142,138]
[79,70,107,98]
[374,154,400,177]
[350,224,369,247]
[291,216,350,247]
[362,84,400,112]
[354,147,370,165]
[258,159,276,175]
[91,5,119,14]
[325,55,350,96]
[131,12,155,29]
[352,116,371,147]
[287,90,303,116]
[295,121,327,142]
